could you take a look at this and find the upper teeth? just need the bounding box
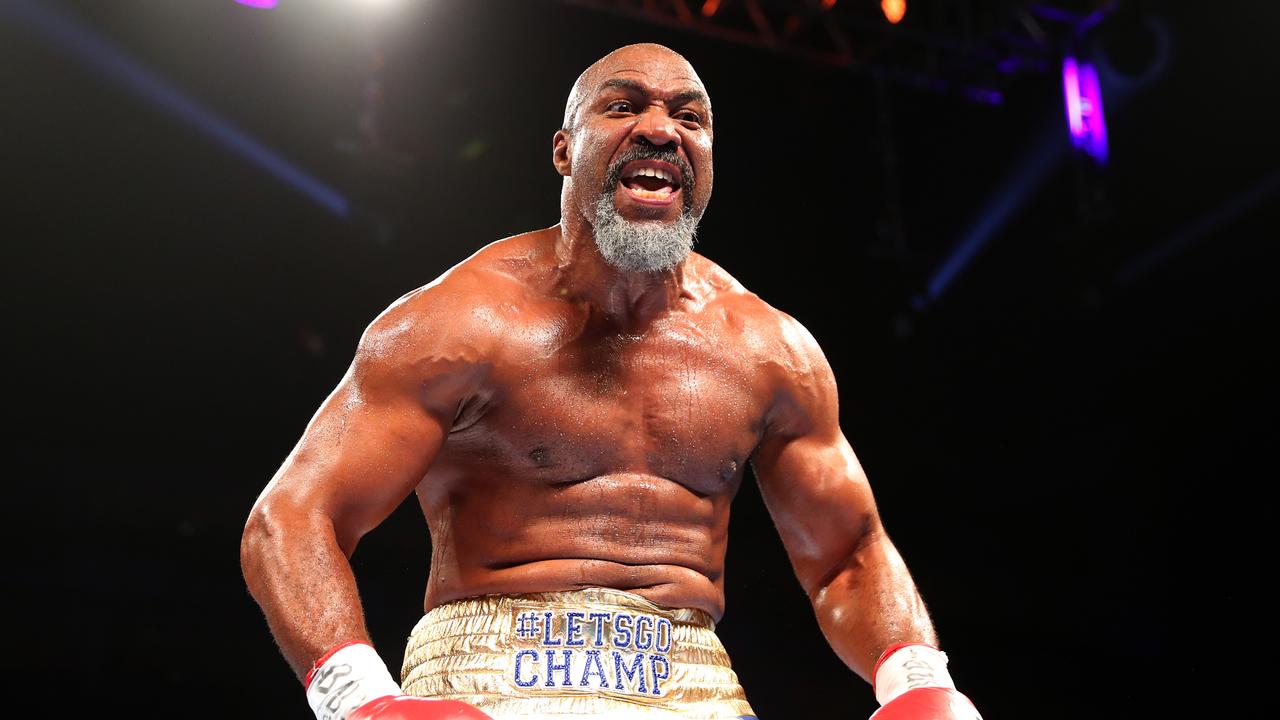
[628,166,676,184]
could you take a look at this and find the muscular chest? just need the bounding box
[446,325,765,495]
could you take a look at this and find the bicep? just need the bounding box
[266,365,448,554]
[751,427,883,595]
[749,315,887,593]
[256,295,477,553]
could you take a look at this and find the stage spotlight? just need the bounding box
[701,0,720,18]
[881,0,906,24]
[1062,56,1109,164]
[235,0,277,8]
[821,0,838,10]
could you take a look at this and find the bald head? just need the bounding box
[552,42,715,272]
[561,43,708,133]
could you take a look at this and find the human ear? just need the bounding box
[552,129,572,177]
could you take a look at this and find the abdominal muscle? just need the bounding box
[418,471,734,620]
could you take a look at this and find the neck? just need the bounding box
[554,205,689,332]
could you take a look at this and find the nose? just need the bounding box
[631,107,681,149]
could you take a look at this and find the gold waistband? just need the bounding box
[400,588,755,719]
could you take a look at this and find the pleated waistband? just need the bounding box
[400,588,755,719]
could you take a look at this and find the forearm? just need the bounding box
[809,534,935,683]
[241,504,374,682]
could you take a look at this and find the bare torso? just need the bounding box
[243,42,937,686]
[412,228,789,619]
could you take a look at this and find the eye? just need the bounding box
[605,100,633,114]
[674,110,703,125]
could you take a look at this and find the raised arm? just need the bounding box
[240,286,484,681]
[750,316,981,719]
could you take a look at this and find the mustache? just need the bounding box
[602,145,696,203]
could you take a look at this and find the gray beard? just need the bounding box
[592,193,700,273]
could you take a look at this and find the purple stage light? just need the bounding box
[235,0,278,8]
[1062,56,1109,164]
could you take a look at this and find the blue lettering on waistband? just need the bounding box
[578,649,609,688]
[515,611,542,640]
[587,611,610,647]
[545,649,573,687]
[542,612,561,646]
[508,605,680,699]
[649,654,670,696]
[564,611,585,647]
[613,650,647,694]
[611,613,634,649]
[656,617,673,653]
[513,649,539,688]
[634,616,654,650]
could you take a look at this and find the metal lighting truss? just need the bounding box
[554,0,1114,103]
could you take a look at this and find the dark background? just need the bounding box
[5,0,1276,717]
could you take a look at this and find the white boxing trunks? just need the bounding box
[400,587,757,719]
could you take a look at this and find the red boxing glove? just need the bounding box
[870,687,981,720]
[349,695,492,720]
[869,643,982,720]
[306,642,490,720]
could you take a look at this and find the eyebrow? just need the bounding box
[598,78,710,109]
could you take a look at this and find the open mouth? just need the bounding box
[619,160,683,204]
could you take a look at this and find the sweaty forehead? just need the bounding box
[593,47,704,90]
[564,44,708,128]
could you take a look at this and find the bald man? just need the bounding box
[241,44,982,720]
